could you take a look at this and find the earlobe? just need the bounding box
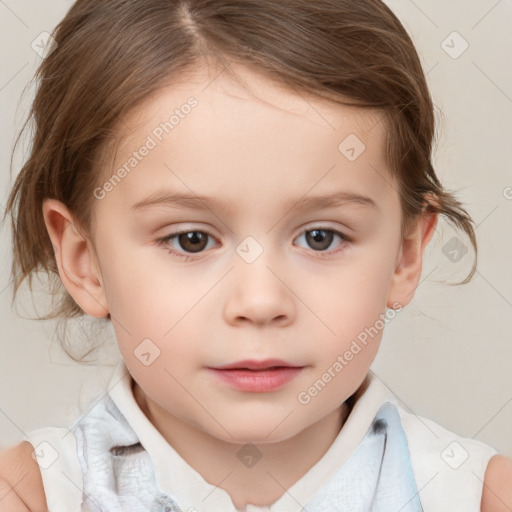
[42,199,109,318]
[386,211,438,309]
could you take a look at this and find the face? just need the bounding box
[87,63,404,444]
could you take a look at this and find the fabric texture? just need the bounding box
[74,399,422,511]
[25,359,498,512]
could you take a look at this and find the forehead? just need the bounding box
[115,62,385,149]
[95,62,398,216]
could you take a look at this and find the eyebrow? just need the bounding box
[130,190,378,214]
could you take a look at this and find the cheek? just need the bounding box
[303,251,395,330]
[97,241,215,366]
[298,247,396,377]
[97,236,186,322]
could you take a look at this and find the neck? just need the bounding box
[133,382,352,509]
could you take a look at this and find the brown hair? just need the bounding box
[4,0,477,326]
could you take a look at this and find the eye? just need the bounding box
[156,226,350,261]
[156,230,217,260]
[294,227,349,256]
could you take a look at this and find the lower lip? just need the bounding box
[208,367,303,392]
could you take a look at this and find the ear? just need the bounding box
[386,209,438,309]
[42,199,109,318]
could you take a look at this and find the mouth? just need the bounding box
[209,358,303,371]
[207,359,305,392]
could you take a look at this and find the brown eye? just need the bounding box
[158,230,216,260]
[294,227,349,256]
[305,229,335,251]
[175,231,209,253]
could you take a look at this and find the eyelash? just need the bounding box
[156,227,350,261]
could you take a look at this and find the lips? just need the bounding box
[208,361,304,392]
[210,358,301,371]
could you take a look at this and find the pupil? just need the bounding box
[307,229,333,251]
[180,232,206,252]
[312,230,324,242]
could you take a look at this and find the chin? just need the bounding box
[202,416,300,446]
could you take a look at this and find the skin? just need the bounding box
[42,61,447,509]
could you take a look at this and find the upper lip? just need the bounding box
[210,359,302,370]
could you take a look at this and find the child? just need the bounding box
[1,0,511,510]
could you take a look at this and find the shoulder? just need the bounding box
[0,441,47,512]
[481,454,512,512]
[392,403,502,508]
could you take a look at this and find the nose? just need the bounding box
[223,251,295,328]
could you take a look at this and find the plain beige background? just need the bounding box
[1,0,511,459]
